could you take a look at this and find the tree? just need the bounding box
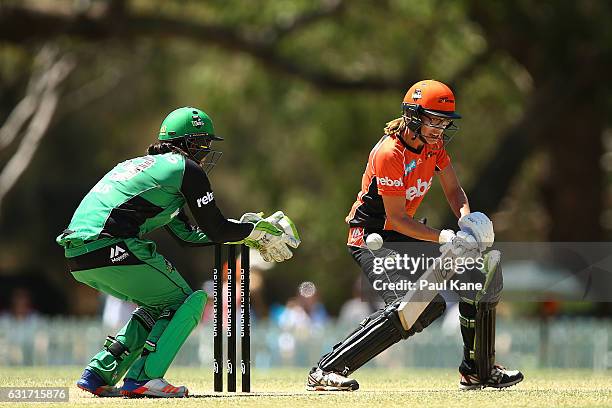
[0,0,609,313]
[0,46,74,214]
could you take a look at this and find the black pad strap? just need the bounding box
[459,315,475,328]
[132,307,156,332]
[103,336,130,361]
[142,340,157,356]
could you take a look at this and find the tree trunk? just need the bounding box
[541,103,604,241]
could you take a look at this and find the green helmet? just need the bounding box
[158,106,223,141]
[158,106,224,173]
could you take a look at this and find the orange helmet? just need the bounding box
[402,79,461,119]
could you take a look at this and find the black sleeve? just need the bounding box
[180,158,253,243]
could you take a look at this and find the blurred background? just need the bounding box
[1,0,611,370]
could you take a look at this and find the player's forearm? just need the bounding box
[446,187,470,218]
[165,224,213,247]
[190,207,253,243]
[164,210,213,246]
[388,214,441,242]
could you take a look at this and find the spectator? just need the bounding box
[338,279,374,325]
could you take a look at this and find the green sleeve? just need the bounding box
[165,209,213,246]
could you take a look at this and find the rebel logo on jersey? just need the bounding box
[377,176,404,187]
[406,177,433,201]
[196,192,214,207]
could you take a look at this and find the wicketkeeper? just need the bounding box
[57,106,300,398]
[306,80,523,391]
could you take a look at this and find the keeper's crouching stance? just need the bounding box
[307,80,522,391]
[57,107,300,398]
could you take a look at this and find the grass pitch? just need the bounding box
[1,367,611,408]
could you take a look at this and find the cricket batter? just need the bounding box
[57,107,300,398]
[307,80,523,390]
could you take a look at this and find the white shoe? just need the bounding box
[460,364,524,390]
[306,367,359,391]
[121,377,188,398]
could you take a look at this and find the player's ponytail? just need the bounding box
[147,141,190,158]
[383,117,407,136]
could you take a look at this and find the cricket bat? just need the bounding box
[397,247,458,330]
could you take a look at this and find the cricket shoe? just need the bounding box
[121,378,188,398]
[306,367,359,391]
[76,368,121,397]
[459,364,524,390]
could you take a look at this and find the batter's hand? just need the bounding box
[458,212,494,252]
[440,230,479,257]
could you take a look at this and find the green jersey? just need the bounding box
[57,152,252,256]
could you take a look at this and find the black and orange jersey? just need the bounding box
[346,134,450,246]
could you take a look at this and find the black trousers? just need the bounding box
[348,237,479,373]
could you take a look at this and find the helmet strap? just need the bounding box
[401,114,426,144]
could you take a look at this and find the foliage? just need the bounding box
[0,0,610,314]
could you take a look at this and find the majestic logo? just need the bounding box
[412,89,422,100]
[406,177,433,201]
[196,191,214,207]
[110,245,129,263]
[378,176,403,187]
[192,115,204,128]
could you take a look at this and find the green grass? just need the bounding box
[1,367,612,408]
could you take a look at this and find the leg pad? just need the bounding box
[474,304,496,381]
[318,295,445,376]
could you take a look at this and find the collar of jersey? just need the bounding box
[395,133,424,154]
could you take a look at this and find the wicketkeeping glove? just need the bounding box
[241,211,301,263]
[266,210,301,249]
[239,212,265,223]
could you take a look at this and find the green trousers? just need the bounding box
[69,238,196,385]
